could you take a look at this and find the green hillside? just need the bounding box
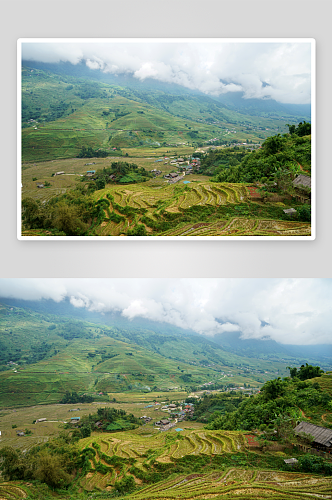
[21,65,304,162]
[0,302,301,409]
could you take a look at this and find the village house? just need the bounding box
[157,419,171,426]
[292,174,311,203]
[284,458,299,467]
[283,208,297,216]
[86,170,96,177]
[140,416,152,423]
[54,171,65,176]
[294,422,332,452]
[35,418,47,423]
[70,417,80,425]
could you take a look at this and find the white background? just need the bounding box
[1,0,331,278]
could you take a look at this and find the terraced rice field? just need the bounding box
[93,181,311,237]
[0,483,27,499]
[76,429,251,492]
[128,469,332,499]
[159,218,311,236]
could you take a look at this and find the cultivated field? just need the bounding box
[126,469,332,499]
[76,429,332,498]
[92,180,311,237]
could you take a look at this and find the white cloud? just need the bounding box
[0,279,331,345]
[21,41,312,104]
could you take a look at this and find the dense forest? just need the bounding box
[206,367,331,433]
[199,123,311,184]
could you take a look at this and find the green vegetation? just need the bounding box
[288,363,324,380]
[1,424,332,499]
[200,133,311,186]
[68,406,141,435]
[59,391,94,404]
[22,178,311,237]
[207,369,332,432]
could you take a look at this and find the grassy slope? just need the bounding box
[0,302,295,409]
[21,66,303,162]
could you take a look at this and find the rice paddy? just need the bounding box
[91,181,310,237]
[127,470,332,499]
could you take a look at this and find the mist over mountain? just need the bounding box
[22,59,311,120]
[0,296,330,369]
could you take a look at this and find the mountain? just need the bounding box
[0,299,330,408]
[22,60,311,120]
[21,63,309,162]
[212,331,332,367]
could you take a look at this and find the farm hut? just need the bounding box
[70,417,80,424]
[284,458,298,466]
[293,174,311,202]
[35,418,47,423]
[37,184,44,188]
[55,171,65,176]
[16,431,25,436]
[294,422,332,451]
[283,208,297,215]
[95,421,103,429]
[109,174,116,181]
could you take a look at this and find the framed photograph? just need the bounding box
[18,38,315,240]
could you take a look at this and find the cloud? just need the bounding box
[0,279,331,345]
[21,41,312,104]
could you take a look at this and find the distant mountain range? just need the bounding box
[1,297,330,369]
[22,60,311,120]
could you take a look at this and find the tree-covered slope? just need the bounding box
[207,372,332,432]
[200,127,311,183]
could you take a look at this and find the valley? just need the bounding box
[0,300,331,499]
[20,64,312,238]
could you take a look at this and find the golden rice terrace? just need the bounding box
[92,181,311,237]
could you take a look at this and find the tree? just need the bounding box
[52,203,88,236]
[297,204,311,222]
[288,364,324,381]
[0,447,28,480]
[261,378,287,401]
[127,224,147,236]
[262,134,285,155]
[34,452,71,489]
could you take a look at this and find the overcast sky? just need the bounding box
[21,40,312,104]
[0,278,330,345]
